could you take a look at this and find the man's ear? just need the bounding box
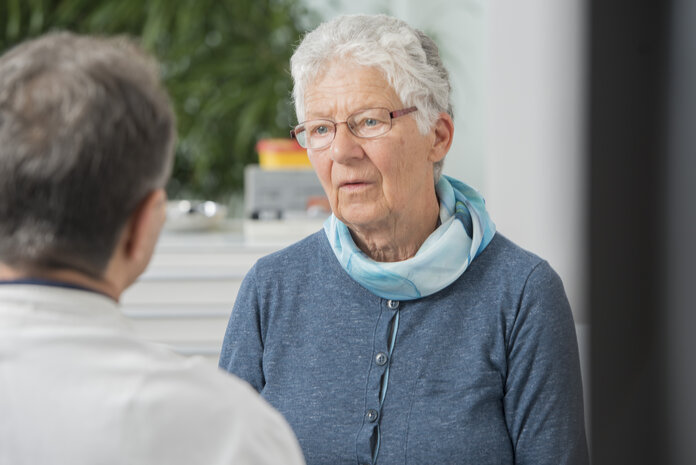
[428,112,454,163]
[123,189,167,267]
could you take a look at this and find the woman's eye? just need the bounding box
[357,118,381,128]
[313,125,330,135]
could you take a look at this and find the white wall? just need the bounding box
[484,0,587,323]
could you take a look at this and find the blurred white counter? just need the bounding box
[120,218,325,363]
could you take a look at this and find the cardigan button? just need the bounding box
[375,352,388,366]
[366,409,379,422]
[386,299,399,309]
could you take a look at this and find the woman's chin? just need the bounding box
[336,210,386,231]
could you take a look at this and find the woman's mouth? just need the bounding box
[339,181,369,191]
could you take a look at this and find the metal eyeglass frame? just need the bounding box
[290,106,418,150]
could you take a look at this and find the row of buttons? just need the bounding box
[361,300,401,464]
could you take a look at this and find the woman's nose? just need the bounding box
[329,123,364,163]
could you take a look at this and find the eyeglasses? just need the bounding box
[290,107,418,150]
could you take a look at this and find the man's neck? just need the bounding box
[0,263,121,301]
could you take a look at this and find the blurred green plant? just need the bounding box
[0,0,317,201]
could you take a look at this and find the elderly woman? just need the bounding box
[220,14,588,465]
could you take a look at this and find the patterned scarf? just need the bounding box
[324,175,496,300]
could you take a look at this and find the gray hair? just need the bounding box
[0,32,176,278]
[290,14,453,180]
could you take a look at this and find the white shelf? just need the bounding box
[121,223,311,359]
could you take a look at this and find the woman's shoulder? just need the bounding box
[479,232,544,268]
[470,232,561,289]
[458,232,572,334]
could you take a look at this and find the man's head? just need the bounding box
[0,32,175,284]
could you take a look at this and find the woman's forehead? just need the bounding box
[304,63,402,118]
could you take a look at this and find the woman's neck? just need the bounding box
[349,200,440,262]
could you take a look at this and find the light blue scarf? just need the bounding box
[324,175,496,301]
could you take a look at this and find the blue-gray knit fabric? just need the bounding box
[219,231,589,465]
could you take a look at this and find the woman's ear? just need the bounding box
[428,112,454,163]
